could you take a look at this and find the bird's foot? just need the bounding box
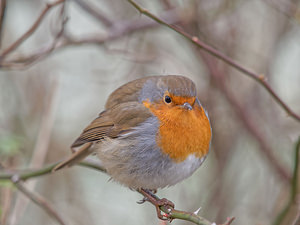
[138,188,175,221]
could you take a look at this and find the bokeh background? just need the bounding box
[0,0,300,225]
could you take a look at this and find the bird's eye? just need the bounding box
[164,95,172,104]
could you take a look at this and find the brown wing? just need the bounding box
[53,102,152,171]
[71,112,114,148]
[71,101,152,148]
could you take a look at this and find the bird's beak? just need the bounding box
[182,102,192,110]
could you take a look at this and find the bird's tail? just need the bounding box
[52,142,93,171]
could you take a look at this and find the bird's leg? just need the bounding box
[136,189,156,204]
[137,188,175,221]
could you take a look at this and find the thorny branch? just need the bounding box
[0,160,234,225]
[137,188,235,225]
[127,0,300,123]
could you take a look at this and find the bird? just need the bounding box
[54,75,212,219]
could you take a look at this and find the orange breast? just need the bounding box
[143,100,212,162]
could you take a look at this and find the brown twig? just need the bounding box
[0,7,182,70]
[0,0,64,59]
[0,160,105,181]
[127,0,300,123]
[221,217,235,225]
[137,189,235,225]
[11,175,67,225]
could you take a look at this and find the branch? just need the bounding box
[273,137,300,225]
[0,0,65,59]
[11,175,67,225]
[0,159,233,225]
[137,189,234,225]
[0,160,106,181]
[0,7,182,70]
[127,0,300,123]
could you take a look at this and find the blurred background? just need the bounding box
[0,0,300,225]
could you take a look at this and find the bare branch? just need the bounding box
[0,160,231,225]
[11,175,67,225]
[0,0,64,59]
[127,0,300,123]
[0,160,106,180]
[137,189,235,225]
[0,7,182,70]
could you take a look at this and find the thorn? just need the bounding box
[193,207,201,215]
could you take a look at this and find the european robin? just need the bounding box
[54,75,212,219]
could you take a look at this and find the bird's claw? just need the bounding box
[137,197,147,204]
[138,188,175,221]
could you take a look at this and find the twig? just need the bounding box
[0,160,106,181]
[0,0,64,59]
[0,160,231,225]
[127,0,300,123]
[221,217,235,225]
[11,175,67,225]
[273,137,300,225]
[0,7,182,70]
[137,189,234,225]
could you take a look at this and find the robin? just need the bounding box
[54,75,212,219]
